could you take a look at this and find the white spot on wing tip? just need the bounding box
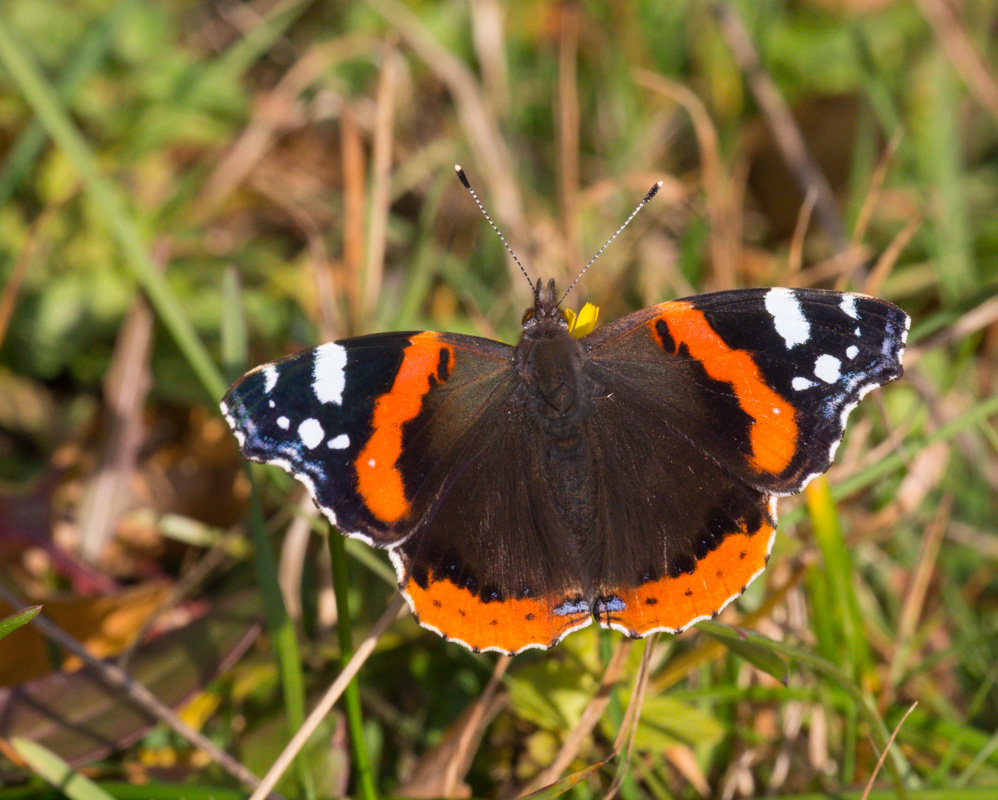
[277,416,290,430]
[328,433,350,449]
[765,288,811,348]
[298,417,325,449]
[792,376,816,391]
[261,455,341,531]
[814,354,842,383]
[263,365,279,394]
[841,294,858,319]
[219,402,243,446]
[846,345,859,360]
[312,343,348,405]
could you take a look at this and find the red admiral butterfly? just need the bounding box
[222,172,909,655]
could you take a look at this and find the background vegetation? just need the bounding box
[0,0,996,798]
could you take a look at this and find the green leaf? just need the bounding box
[0,605,40,640]
[600,694,724,752]
[505,657,600,730]
[698,619,790,685]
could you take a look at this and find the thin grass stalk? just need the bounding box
[249,595,405,800]
[327,530,379,800]
[247,486,316,800]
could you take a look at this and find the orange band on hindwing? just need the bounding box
[355,333,452,524]
[403,574,592,653]
[602,516,774,635]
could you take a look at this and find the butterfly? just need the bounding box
[222,171,909,654]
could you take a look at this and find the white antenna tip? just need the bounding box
[643,181,663,202]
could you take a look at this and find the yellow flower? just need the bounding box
[565,303,600,338]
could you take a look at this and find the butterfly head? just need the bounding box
[522,278,570,337]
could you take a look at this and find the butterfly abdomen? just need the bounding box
[514,329,600,558]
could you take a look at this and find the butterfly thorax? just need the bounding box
[514,279,591,438]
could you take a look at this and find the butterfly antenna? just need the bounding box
[455,165,534,290]
[559,180,664,305]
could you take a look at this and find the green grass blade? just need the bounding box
[0,605,40,640]
[11,738,115,800]
[245,484,315,800]
[955,726,998,787]
[911,54,975,305]
[219,266,248,382]
[328,530,379,800]
[698,620,789,685]
[204,0,312,88]
[804,477,872,681]
[218,271,315,794]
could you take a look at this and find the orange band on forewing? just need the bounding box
[405,577,591,653]
[605,518,774,634]
[656,303,797,475]
[356,333,451,524]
